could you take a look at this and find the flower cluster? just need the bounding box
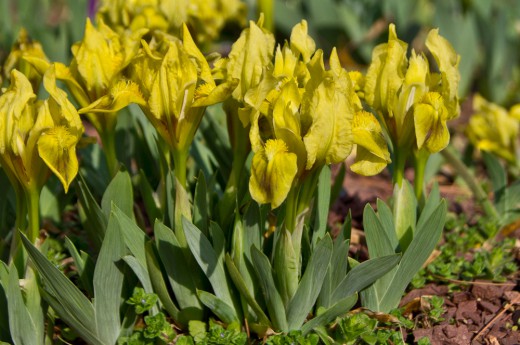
[96,0,246,44]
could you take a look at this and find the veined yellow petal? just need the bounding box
[79,80,146,113]
[43,66,84,133]
[74,18,124,96]
[227,19,275,101]
[0,70,36,154]
[290,20,316,63]
[37,125,80,193]
[351,146,390,176]
[182,23,215,88]
[426,28,460,104]
[302,70,354,169]
[364,24,407,115]
[249,139,298,209]
[414,92,450,153]
[353,111,390,159]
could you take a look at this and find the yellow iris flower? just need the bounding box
[466,94,519,164]
[245,28,387,209]
[364,24,460,154]
[25,18,146,134]
[3,28,48,91]
[96,0,246,44]
[0,68,83,193]
[130,24,235,154]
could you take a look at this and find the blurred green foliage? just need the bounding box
[0,0,87,64]
[3,0,520,105]
[274,0,520,105]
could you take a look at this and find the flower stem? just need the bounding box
[392,147,408,187]
[25,185,41,244]
[100,129,119,177]
[258,0,274,32]
[414,149,429,204]
[441,145,499,220]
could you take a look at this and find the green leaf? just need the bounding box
[64,237,94,296]
[376,199,398,251]
[20,235,101,344]
[273,229,299,307]
[101,169,134,221]
[482,151,507,214]
[154,221,204,319]
[144,241,181,324]
[0,263,10,343]
[137,170,162,225]
[251,246,288,331]
[393,180,417,251]
[317,238,349,309]
[122,256,158,315]
[417,183,441,232]
[312,166,331,247]
[224,254,271,326]
[286,235,333,330]
[183,218,238,319]
[330,164,346,205]
[363,205,395,258]
[379,200,447,311]
[197,290,238,324]
[93,209,126,345]
[7,264,40,345]
[76,174,107,250]
[300,294,358,335]
[112,204,148,268]
[193,171,209,236]
[331,254,401,303]
[362,205,399,311]
[505,181,520,215]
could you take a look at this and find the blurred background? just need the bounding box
[2,0,520,106]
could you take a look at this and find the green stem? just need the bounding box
[25,185,41,244]
[218,117,250,229]
[9,184,27,269]
[414,150,429,203]
[284,186,299,234]
[100,129,119,177]
[441,145,499,220]
[392,147,408,187]
[258,0,274,32]
[172,148,188,190]
[172,148,191,246]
